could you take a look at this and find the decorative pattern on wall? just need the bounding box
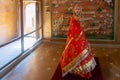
[51,0,115,40]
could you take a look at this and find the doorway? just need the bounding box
[23,1,42,50]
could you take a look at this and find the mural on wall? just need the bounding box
[51,0,115,40]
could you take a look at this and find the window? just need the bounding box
[0,0,42,76]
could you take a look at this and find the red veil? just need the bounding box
[60,16,96,77]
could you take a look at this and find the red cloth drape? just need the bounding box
[60,16,95,77]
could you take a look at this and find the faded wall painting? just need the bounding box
[51,0,115,40]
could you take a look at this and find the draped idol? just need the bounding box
[60,5,96,78]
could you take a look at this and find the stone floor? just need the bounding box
[2,40,120,80]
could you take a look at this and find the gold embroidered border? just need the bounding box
[62,47,88,74]
[73,57,96,74]
[65,37,73,50]
[75,31,83,41]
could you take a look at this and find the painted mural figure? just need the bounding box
[60,5,96,78]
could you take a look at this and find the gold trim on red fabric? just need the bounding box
[65,37,73,50]
[62,47,88,75]
[75,31,83,41]
[72,57,96,74]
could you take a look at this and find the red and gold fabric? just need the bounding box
[60,16,96,77]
